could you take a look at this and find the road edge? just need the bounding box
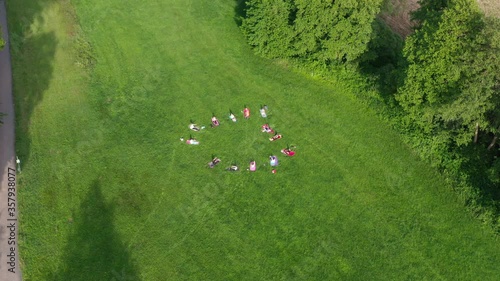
[0,0,22,280]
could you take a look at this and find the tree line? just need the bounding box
[241,0,384,64]
[241,0,500,232]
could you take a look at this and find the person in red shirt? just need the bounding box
[281,148,295,156]
[243,107,250,119]
[269,133,282,142]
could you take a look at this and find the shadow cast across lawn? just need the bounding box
[51,179,140,281]
[6,0,57,172]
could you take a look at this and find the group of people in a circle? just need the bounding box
[181,105,295,173]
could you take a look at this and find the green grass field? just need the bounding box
[9,0,500,280]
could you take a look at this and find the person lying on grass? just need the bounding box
[269,132,282,142]
[281,148,295,156]
[189,123,201,131]
[225,164,239,171]
[185,137,199,145]
[229,110,237,122]
[261,124,274,134]
[211,116,220,127]
[208,157,221,168]
[243,106,250,119]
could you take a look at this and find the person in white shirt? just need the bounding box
[229,111,237,122]
[189,123,200,131]
[260,106,267,118]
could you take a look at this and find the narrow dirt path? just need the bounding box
[380,0,420,38]
[0,0,22,280]
[477,0,500,18]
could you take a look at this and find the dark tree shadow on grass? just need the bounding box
[13,31,56,161]
[51,180,139,281]
[7,0,57,170]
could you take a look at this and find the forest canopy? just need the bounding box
[241,0,384,64]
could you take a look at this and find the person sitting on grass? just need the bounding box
[269,132,282,142]
[225,164,239,171]
[208,157,221,168]
[261,124,274,134]
[260,105,267,118]
[249,160,256,172]
[229,110,237,122]
[211,116,220,127]
[243,106,250,119]
[269,155,278,167]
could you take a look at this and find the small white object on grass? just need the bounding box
[16,156,21,173]
[180,137,184,141]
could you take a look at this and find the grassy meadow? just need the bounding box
[8,0,500,280]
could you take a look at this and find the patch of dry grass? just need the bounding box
[477,0,500,18]
[379,0,420,38]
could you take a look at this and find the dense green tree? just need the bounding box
[397,0,500,148]
[293,0,383,63]
[241,0,295,58]
[411,0,449,24]
[241,0,383,64]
